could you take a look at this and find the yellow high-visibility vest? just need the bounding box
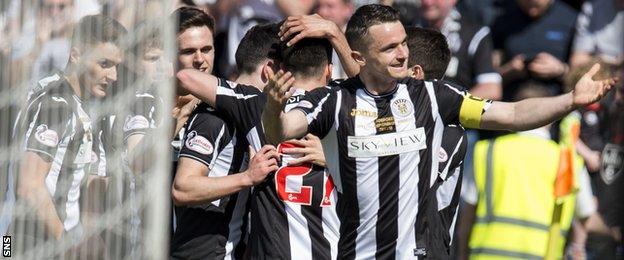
[469,134,576,259]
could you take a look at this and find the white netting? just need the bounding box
[0,1,175,258]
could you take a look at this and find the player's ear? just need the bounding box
[351,51,366,67]
[325,63,333,82]
[412,65,425,80]
[261,60,275,83]
[69,47,82,64]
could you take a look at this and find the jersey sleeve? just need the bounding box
[292,86,337,139]
[23,95,73,161]
[122,92,163,142]
[439,125,468,180]
[471,28,502,85]
[214,78,265,134]
[433,80,492,129]
[179,107,229,168]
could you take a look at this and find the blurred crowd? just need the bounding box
[0,0,622,259]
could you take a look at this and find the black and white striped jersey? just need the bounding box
[214,80,341,260]
[294,76,488,259]
[9,73,93,236]
[415,124,467,258]
[171,102,250,260]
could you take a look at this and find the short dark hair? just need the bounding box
[71,14,127,49]
[172,6,215,35]
[235,23,280,75]
[345,4,401,52]
[405,26,450,80]
[278,38,333,79]
[130,20,164,57]
[514,80,552,101]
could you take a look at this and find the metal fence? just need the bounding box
[0,1,175,258]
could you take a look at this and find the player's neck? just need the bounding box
[64,70,82,98]
[236,73,264,91]
[360,72,397,96]
[293,76,326,92]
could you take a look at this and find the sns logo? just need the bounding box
[34,124,59,147]
[3,236,10,257]
[185,131,214,155]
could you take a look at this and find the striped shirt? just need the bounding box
[415,124,467,258]
[214,80,341,260]
[294,76,486,259]
[171,102,250,260]
[9,73,93,236]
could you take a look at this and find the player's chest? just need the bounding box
[339,98,430,158]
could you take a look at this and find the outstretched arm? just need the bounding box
[262,68,309,144]
[480,63,617,131]
[176,69,219,107]
[279,14,360,77]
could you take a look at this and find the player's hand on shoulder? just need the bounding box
[243,145,280,186]
[281,134,326,168]
[279,14,340,47]
[263,67,295,112]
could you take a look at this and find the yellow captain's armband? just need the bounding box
[459,94,489,129]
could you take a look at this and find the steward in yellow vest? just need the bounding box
[464,128,577,259]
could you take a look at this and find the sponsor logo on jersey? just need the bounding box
[34,124,59,147]
[286,95,302,104]
[391,98,413,118]
[185,131,214,155]
[350,108,378,118]
[123,115,150,132]
[375,116,395,132]
[297,100,314,109]
[438,148,448,163]
[601,143,623,185]
[347,128,427,157]
[91,150,99,163]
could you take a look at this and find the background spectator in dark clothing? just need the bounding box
[492,0,578,101]
[419,0,503,100]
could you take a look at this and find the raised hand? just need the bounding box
[243,145,280,186]
[281,134,326,167]
[573,63,618,107]
[263,67,296,113]
[279,14,341,47]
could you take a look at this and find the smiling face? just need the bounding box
[360,21,409,82]
[78,42,123,99]
[176,26,214,73]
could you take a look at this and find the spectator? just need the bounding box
[418,0,502,100]
[456,0,510,27]
[492,0,578,100]
[570,0,624,67]
[31,0,75,81]
[223,0,316,78]
[316,0,354,79]
[562,60,622,260]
